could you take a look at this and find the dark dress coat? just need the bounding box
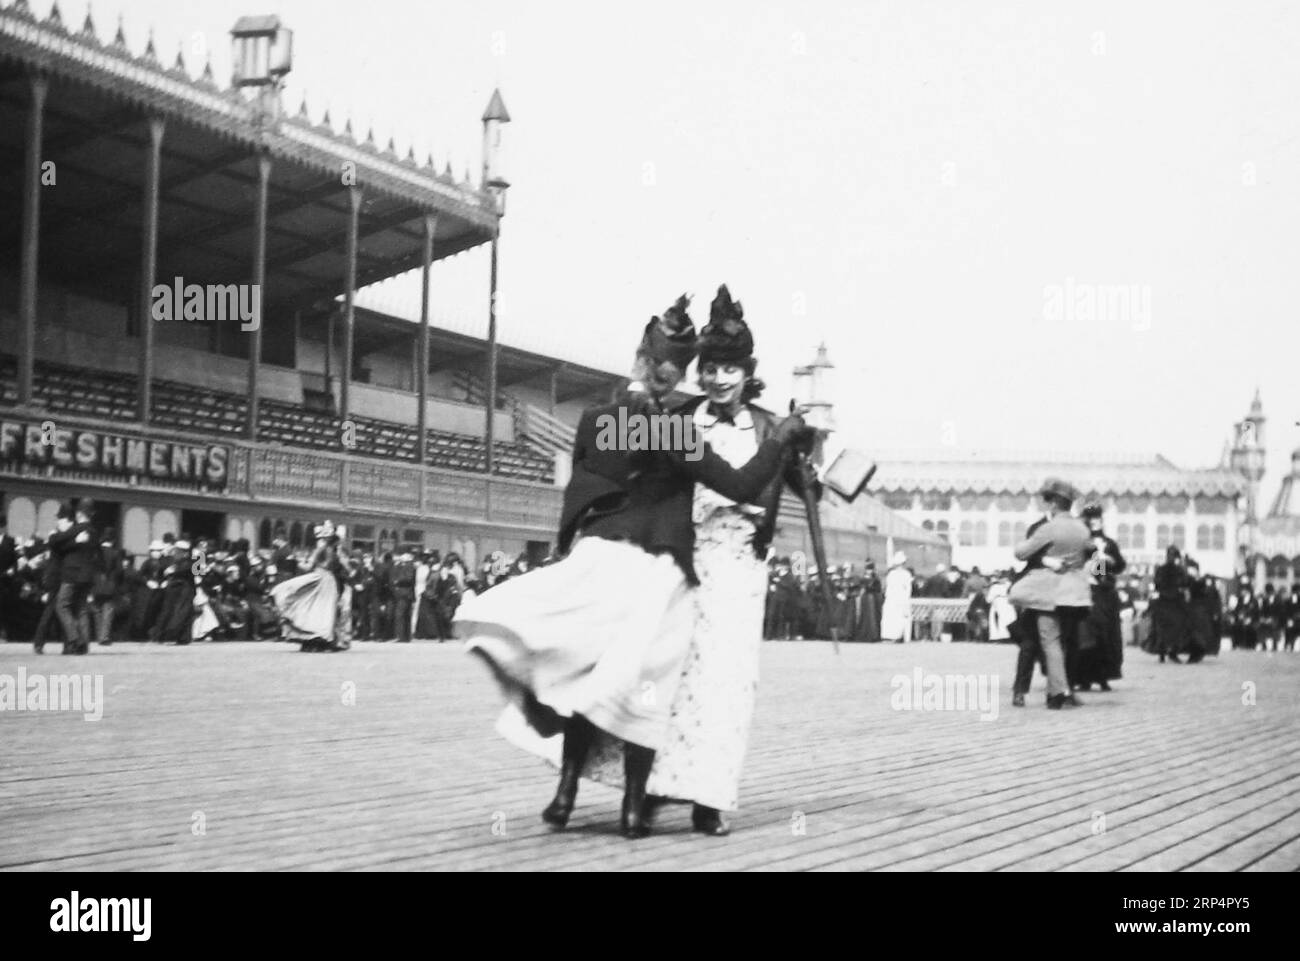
[558,391,789,585]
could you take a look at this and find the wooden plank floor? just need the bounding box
[1,638,1296,872]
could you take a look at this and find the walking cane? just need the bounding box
[789,401,840,655]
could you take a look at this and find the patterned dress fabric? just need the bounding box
[646,405,767,812]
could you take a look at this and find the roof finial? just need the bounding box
[46,1,65,31]
[143,27,158,63]
[364,125,376,148]
[12,1,34,23]
[81,4,97,41]
[343,117,354,139]
[406,145,416,163]
[113,13,127,50]
[173,46,187,75]
[321,108,332,129]
[200,54,216,87]
[297,95,309,119]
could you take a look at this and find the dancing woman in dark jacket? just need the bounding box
[456,296,812,838]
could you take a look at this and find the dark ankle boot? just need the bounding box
[691,804,731,837]
[542,714,594,829]
[620,743,654,839]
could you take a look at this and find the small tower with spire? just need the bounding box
[1229,388,1267,582]
[792,342,835,434]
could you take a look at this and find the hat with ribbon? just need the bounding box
[638,294,697,370]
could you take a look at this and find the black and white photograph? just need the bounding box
[0,0,1296,915]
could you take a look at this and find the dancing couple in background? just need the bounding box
[455,287,815,838]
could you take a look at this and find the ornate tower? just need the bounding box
[791,342,836,432]
[791,343,835,465]
[1229,388,1266,581]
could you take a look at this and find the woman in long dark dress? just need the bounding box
[1227,583,1258,649]
[1073,503,1126,690]
[1151,546,1191,663]
[1184,559,1219,662]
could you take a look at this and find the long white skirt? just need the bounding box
[271,569,338,641]
[644,507,767,812]
[456,536,695,760]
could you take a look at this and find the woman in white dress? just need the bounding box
[645,285,815,836]
[880,551,914,643]
[987,575,1015,642]
[455,297,812,838]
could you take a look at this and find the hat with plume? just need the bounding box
[638,294,697,370]
[698,284,755,364]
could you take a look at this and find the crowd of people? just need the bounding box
[0,501,542,654]
[763,483,1299,712]
[764,537,1300,656]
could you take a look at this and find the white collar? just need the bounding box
[694,403,754,430]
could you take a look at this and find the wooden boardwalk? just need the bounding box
[1,638,1297,872]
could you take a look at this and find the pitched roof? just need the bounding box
[869,450,1245,499]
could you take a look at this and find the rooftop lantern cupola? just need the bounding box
[481,88,511,215]
[231,15,293,88]
[231,14,293,127]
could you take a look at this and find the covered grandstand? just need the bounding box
[0,3,941,571]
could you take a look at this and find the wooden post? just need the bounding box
[323,307,334,388]
[485,221,500,475]
[246,154,271,441]
[17,75,48,407]
[138,116,165,423]
[417,213,437,463]
[341,185,361,423]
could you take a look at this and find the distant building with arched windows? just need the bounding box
[869,450,1245,578]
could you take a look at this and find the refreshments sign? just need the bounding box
[0,419,229,489]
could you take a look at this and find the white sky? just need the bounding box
[51,0,1300,501]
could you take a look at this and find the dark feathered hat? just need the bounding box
[698,284,754,364]
[638,294,697,370]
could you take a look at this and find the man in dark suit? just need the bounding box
[0,516,18,642]
[372,551,394,640]
[47,499,99,655]
[391,551,416,643]
[91,527,127,646]
[0,515,17,576]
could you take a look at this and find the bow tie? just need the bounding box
[708,404,737,425]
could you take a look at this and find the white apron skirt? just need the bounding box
[456,536,695,759]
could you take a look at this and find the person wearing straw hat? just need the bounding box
[1009,477,1092,709]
